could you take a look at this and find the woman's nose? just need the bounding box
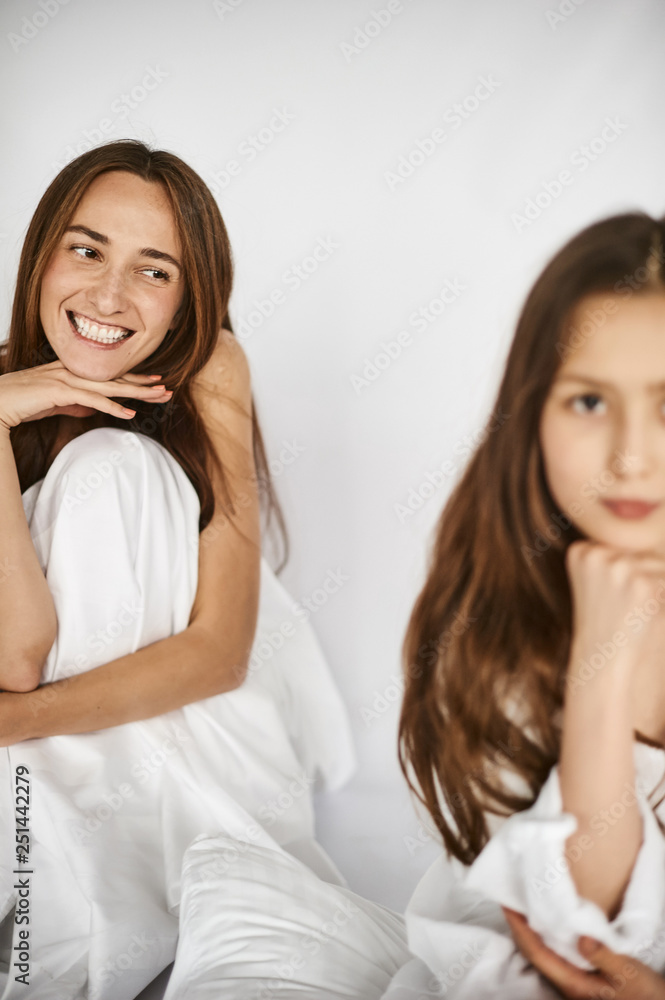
[85,270,129,317]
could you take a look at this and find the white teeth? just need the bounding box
[71,312,132,344]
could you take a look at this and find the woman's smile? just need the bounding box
[67,309,136,349]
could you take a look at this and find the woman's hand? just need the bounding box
[0,360,172,429]
[503,906,665,999]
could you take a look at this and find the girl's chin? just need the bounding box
[583,525,665,554]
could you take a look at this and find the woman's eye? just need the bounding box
[71,245,98,260]
[141,268,170,282]
[569,393,606,414]
[68,246,169,282]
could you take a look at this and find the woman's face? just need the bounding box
[539,290,665,557]
[39,169,185,380]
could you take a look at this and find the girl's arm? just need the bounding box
[0,427,57,691]
[0,330,262,743]
[559,640,642,920]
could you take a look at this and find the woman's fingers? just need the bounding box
[64,388,149,419]
[57,371,171,401]
[116,371,164,384]
[502,908,615,999]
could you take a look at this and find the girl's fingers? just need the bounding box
[580,939,665,998]
[502,909,615,999]
[579,940,623,973]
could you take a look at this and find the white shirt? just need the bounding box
[382,739,665,1000]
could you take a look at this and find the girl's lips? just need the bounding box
[67,310,135,350]
[601,499,661,519]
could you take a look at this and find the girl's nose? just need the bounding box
[612,410,657,479]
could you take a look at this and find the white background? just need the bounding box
[1,0,664,913]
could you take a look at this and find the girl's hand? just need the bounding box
[503,906,665,999]
[0,360,172,430]
[565,540,665,715]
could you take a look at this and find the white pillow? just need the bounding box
[163,835,412,999]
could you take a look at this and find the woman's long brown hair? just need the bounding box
[398,211,665,865]
[2,139,288,571]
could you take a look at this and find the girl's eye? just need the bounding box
[569,393,606,415]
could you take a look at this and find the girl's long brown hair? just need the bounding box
[398,211,665,864]
[2,139,288,571]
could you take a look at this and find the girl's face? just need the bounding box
[539,290,665,556]
[39,169,185,380]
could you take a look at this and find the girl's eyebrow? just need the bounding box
[556,373,665,392]
[63,224,182,272]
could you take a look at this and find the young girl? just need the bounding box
[0,139,356,999]
[149,211,665,1000]
[391,211,665,999]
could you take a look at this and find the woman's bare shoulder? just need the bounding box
[192,329,250,406]
[191,328,253,461]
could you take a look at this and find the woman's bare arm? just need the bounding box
[0,330,262,741]
[0,427,57,691]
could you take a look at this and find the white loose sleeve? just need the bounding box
[463,740,665,971]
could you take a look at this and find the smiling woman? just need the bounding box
[0,139,356,998]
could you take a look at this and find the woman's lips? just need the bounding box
[66,310,135,350]
[601,499,661,519]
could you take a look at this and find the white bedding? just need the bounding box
[381,740,665,999]
[0,427,357,999]
[162,834,411,998]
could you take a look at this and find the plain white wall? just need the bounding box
[1,0,664,911]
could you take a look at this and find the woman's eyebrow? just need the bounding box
[64,224,182,272]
